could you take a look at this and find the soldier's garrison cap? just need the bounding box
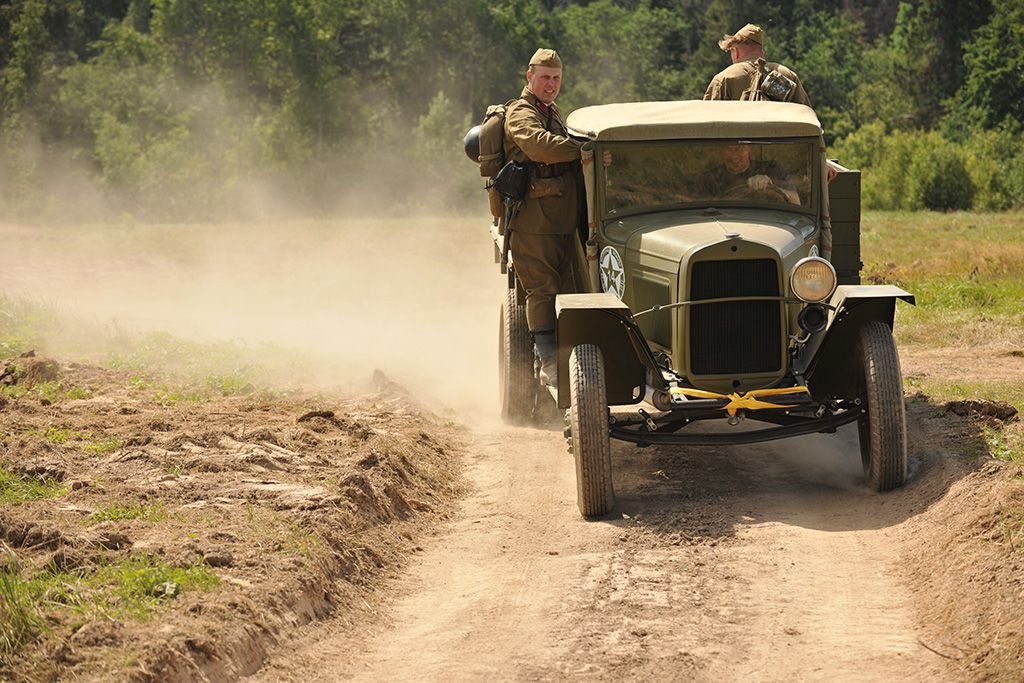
[720,23,764,50]
[529,48,562,69]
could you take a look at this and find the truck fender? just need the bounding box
[555,293,661,409]
[804,285,915,398]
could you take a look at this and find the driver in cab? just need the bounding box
[698,144,800,204]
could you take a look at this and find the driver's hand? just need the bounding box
[747,174,771,191]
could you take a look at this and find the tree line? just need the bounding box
[0,0,1020,221]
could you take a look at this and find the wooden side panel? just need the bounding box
[828,162,862,286]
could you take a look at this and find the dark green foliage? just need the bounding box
[557,0,689,107]
[832,127,1024,211]
[944,0,1024,137]
[909,140,974,212]
[789,10,863,142]
[960,122,1024,210]
[0,0,1021,220]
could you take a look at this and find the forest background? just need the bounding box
[0,0,1022,223]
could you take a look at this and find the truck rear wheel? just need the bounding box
[855,320,908,491]
[499,288,535,424]
[568,344,614,517]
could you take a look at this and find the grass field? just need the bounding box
[861,211,1024,462]
[863,210,1024,348]
[862,211,1024,412]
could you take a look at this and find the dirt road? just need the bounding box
[254,409,958,682]
[3,217,1016,680]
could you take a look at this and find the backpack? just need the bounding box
[477,101,514,178]
[475,99,519,220]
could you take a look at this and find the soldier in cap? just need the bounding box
[502,48,584,389]
[704,23,810,105]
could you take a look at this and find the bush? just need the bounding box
[830,121,888,169]
[907,134,974,211]
[858,129,918,210]
[834,127,975,210]
[962,125,1024,210]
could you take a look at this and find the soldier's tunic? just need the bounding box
[503,87,583,330]
[704,57,811,105]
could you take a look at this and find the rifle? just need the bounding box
[500,198,522,272]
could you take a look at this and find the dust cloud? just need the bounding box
[0,71,515,421]
[0,204,508,423]
[773,425,866,491]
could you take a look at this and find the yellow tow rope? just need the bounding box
[669,386,811,416]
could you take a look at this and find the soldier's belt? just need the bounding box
[533,161,574,179]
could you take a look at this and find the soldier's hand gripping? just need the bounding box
[747,174,771,191]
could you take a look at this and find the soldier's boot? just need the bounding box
[533,329,557,390]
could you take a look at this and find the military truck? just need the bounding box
[490,100,914,518]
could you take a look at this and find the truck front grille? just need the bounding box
[689,259,781,375]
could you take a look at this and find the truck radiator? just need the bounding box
[689,259,781,375]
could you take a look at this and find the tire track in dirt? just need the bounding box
[255,414,960,682]
[547,424,957,681]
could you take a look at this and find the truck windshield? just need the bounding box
[602,140,816,216]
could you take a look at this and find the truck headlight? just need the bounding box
[790,257,837,303]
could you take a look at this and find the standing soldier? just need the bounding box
[704,23,811,105]
[503,48,584,389]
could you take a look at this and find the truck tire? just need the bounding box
[568,344,614,517]
[499,288,535,424]
[855,320,908,491]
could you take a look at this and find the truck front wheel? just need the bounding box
[855,320,908,491]
[568,344,614,517]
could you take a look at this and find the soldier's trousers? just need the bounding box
[510,231,578,331]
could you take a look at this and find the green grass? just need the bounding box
[861,211,1024,466]
[0,381,93,403]
[983,423,1024,464]
[864,210,1024,406]
[0,571,45,661]
[903,378,1024,413]
[84,437,122,454]
[245,503,323,560]
[23,555,220,624]
[0,296,296,404]
[0,467,67,505]
[983,427,1018,462]
[87,503,166,524]
[0,294,114,359]
[0,533,209,660]
[0,296,61,358]
[863,211,1024,340]
[26,427,122,455]
[106,332,284,400]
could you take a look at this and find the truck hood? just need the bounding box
[612,209,815,263]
